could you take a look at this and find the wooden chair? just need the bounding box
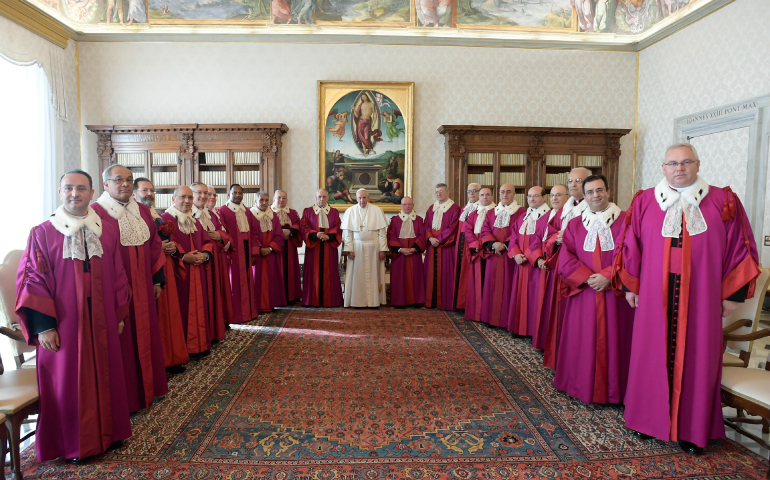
[721,329,770,479]
[722,268,770,368]
[0,251,36,369]
[0,413,6,479]
[0,328,39,480]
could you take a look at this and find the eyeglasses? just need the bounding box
[61,186,90,193]
[584,188,607,196]
[662,160,698,168]
[108,177,133,186]
[567,178,584,184]
[466,189,479,194]
[527,194,542,199]
[549,193,566,198]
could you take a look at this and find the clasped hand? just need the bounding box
[429,237,440,247]
[317,232,329,242]
[183,250,207,265]
[587,273,610,292]
[161,239,176,254]
[207,231,222,242]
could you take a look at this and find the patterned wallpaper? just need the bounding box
[637,0,770,264]
[78,43,637,212]
[689,127,750,199]
[0,16,81,174]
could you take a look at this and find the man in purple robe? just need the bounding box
[272,190,303,304]
[301,189,344,307]
[463,187,495,321]
[479,184,524,328]
[16,170,132,463]
[387,196,427,307]
[454,183,480,310]
[92,164,169,413]
[555,174,633,406]
[509,186,551,345]
[424,183,461,310]
[162,186,214,355]
[250,191,287,312]
[614,144,760,455]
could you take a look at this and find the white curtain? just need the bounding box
[0,55,61,260]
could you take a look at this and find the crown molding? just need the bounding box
[637,0,734,51]
[0,0,73,48]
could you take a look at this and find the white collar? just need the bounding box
[313,204,331,215]
[476,202,495,213]
[654,175,710,211]
[251,207,273,220]
[520,203,551,235]
[341,202,388,232]
[49,206,102,238]
[580,203,622,230]
[165,205,198,235]
[96,191,141,220]
[525,203,550,221]
[432,198,455,213]
[227,201,246,213]
[271,204,290,214]
[561,197,587,220]
[398,211,417,221]
[495,201,521,215]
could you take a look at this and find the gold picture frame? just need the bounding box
[318,81,414,213]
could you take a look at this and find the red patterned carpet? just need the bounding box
[14,307,769,479]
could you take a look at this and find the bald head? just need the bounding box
[499,184,515,206]
[478,187,493,206]
[527,186,546,209]
[103,165,133,203]
[401,196,414,214]
[173,186,194,213]
[549,184,568,210]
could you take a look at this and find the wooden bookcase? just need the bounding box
[438,126,631,206]
[86,124,289,212]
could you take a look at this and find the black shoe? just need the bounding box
[107,440,123,452]
[632,430,654,440]
[678,440,703,455]
[166,365,186,375]
[66,458,84,465]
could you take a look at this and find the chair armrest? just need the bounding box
[723,319,752,334]
[0,326,25,343]
[723,328,770,343]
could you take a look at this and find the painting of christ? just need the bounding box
[318,82,413,213]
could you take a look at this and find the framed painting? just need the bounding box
[318,81,414,213]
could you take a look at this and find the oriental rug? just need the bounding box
[15,307,769,479]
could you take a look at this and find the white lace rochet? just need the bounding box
[655,176,709,238]
[227,202,251,233]
[474,204,495,234]
[459,201,477,222]
[398,211,417,239]
[581,203,621,252]
[49,206,104,261]
[493,202,520,229]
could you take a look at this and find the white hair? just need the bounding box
[665,142,699,161]
[103,164,128,182]
[570,167,592,176]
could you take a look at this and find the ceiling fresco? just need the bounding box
[22,0,718,45]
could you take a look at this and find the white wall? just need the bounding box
[636,0,770,263]
[77,42,637,212]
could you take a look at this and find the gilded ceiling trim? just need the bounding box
[0,0,72,48]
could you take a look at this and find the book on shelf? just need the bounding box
[216,193,228,206]
[204,152,227,165]
[500,153,526,166]
[467,153,493,166]
[545,154,572,167]
[199,170,226,186]
[545,172,569,188]
[577,155,603,167]
[116,152,145,167]
[234,170,261,186]
[242,193,256,208]
[515,193,525,206]
[233,152,261,165]
[154,194,172,209]
[153,171,179,187]
[499,172,525,186]
[152,152,178,166]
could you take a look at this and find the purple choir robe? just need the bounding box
[161,213,213,353]
[301,206,344,307]
[250,210,286,312]
[453,203,476,310]
[541,207,565,369]
[92,202,169,413]
[16,218,132,461]
[508,211,552,347]
[614,186,760,447]
[275,207,303,303]
[554,209,633,405]
[387,214,427,306]
[480,206,525,328]
[217,205,260,323]
[423,202,461,310]
[462,209,490,322]
[204,209,233,341]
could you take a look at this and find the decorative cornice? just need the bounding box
[0,0,73,48]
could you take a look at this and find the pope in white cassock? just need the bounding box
[342,189,389,307]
